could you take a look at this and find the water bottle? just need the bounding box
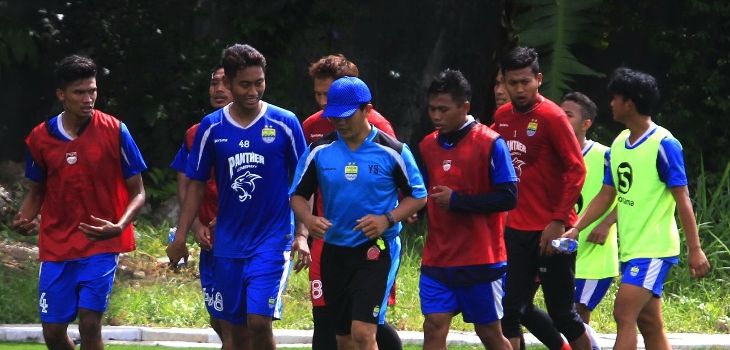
[551,237,578,253]
[168,227,187,267]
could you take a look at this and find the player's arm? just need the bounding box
[12,180,44,235]
[541,115,586,255]
[290,147,331,240]
[440,137,518,213]
[356,144,427,238]
[585,207,617,245]
[671,186,710,278]
[659,137,709,277]
[12,151,45,235]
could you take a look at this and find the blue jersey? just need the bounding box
[290,126,427,247]
[186,102,306,258]
[25,113,146,182]
[603,123,688,188]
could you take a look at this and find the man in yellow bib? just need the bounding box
[561,91,619,325]
[565,68,710,350]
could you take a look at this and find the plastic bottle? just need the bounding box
[168,227,187,267]
[551,237,578,253]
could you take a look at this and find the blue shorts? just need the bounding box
[212,251,291,325]
[38,253,119,323]
[419,269,506,325]
[620,256,678,297]
[575,277,613,310]
[199,249,217,316]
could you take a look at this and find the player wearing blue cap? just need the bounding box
[290,76,427,350]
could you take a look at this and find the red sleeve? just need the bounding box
[547,110,586,224]
[184,124,199,151]
[368,109,396,138]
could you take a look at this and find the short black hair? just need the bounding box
[562,91,598,122]
[607,67,660,116]
[55,55,97,89]
[500,47,540,74]
[222,44,266,79]
[427,68,472,104]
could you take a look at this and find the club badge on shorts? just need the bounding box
[262,126,276,143]
[345,162,358,181]
[66,152,78,165]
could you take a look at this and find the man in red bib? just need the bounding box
[12,55,147,350]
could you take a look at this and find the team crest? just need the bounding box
[268,297,276,309]
[630,266,640,277]
[66,152,78,165]
[262,126,276,143]
[345,162,358,181]
[231,171,262,202]
[372,305,381,317]
[526,119,538,137]
[442,160,452,171]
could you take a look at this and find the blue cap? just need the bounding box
[322,76,372,118]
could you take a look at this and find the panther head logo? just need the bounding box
[231,171,262,202]
[512,158,527,177]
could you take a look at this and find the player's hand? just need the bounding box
[586,223,610,245]
[12,213,39,236]
[291,233,311,273]
[540,220,565,256]
[405,212,418,224]
[195,223,213,251]
[688,247,710,278]
[166,239,189,270]
[303,215,332,239]
[562,227,579,240]
[78,215,123,241]
[429,185,453,210]
[354,214,389,239]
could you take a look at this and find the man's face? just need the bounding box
[561,100,590,138]
[209,68,233,108]
[610,94,630,123]
[427,93,469,134]
[494,70,509,107]
[503,67,542,111]
[225,66,266,112]
[330,105,371,142]
[313,77,334,109]
[57,77,97,119]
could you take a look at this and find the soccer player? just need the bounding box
[290,76,427,350]
[491,47,591,350]
[565,68,710,350]
[12,55,147,350]
[303,54,402,350]
[166,44,308,350]
[419,69,516,350]
[494,67,568,350]
[561,91,619,325]
[169,64,233,341]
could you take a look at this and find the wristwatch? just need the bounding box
[385,212,396,228]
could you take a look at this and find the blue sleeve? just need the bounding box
[657,137,688,187]
[285,116,307,174]
[603,149,614,187]
[399,144,428,199]
[170,143,189,173]
[120,123,147,179]
[289,147,316,197]
[185,117,215,181]
[490,137,518,185]
[24,151,45,183]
